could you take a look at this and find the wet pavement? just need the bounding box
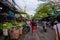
[19,26,55,40]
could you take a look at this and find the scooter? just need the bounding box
[22,25,30,34]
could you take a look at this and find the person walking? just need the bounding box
[50,17,54,29]
[31,20,37,33]
[42,20,47,32]
[53,15,60,40]
[26,20,31,27]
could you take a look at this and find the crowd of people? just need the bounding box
[25,15,60,40]
[1,15,60,40]
[38,15,60,40]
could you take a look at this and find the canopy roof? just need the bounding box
[0,1,16,13]
[14,10,27,14]
[0,1,27,14]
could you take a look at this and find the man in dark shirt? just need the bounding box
[31,20,37,32]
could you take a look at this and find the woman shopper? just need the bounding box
[31,20,37,33]
[53,15,60,40]
[42,20,47,32]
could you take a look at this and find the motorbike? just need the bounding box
[22,25,30,34]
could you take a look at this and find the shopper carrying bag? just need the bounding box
[53,15,60,40]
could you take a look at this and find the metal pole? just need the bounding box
[12,0,21,8]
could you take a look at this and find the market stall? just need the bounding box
[0,1,30,40]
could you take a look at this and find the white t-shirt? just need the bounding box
[53,23,60,35]
[3,29,8,36]
[26,21,30,26]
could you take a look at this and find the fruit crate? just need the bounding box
[10,29,20,40]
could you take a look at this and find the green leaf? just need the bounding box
[33,1,60,18]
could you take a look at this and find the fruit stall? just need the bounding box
[0,1,27,40]
[0,12,25,39]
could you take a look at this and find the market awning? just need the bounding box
[14,10,27,14]
[0,1,16,13]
